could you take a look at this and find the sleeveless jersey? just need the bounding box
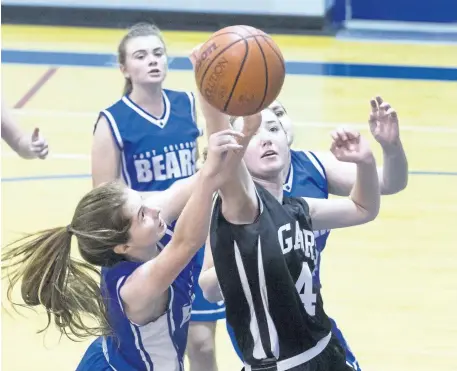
[100,89,201,192]
[283,150,330,288]
[210,185,332,370]
[98,89,199,369]
[101,245,194,371]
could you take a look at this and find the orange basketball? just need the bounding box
[194,25,285,116]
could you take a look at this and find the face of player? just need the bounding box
[114,188,167,262]
[122,35,168,87]
[269,100,293,146]
[233,109,289,181]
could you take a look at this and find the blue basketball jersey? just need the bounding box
[100,89,201,192]
[283,149,330,287]
[101,243,194,371]
[96,89,200,369]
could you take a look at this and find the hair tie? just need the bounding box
[66,225,73,236]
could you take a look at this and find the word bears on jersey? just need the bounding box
[278,221,318,265]
[133,141,198,183]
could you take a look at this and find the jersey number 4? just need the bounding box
[295,263,317,316]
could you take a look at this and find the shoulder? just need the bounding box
[292,149,327,180]
[101,97,126,115]
[284,195,310,215]
[102,261,142,289]
[165,89,194,104]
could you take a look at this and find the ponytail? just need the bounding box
[123,77,133,96]
[2,226,111,340]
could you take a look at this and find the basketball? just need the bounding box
[194,25,286,116]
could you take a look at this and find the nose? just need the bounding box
[260,137,273,147]
[145,206,161,219]
[146,54,158,66]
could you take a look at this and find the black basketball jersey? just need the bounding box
[210,184,333,369]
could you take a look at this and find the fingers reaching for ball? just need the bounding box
[189,43,203,68]
[242,113,262,137]
[330,127,373,164]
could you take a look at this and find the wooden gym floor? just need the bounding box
[1,24,457,371]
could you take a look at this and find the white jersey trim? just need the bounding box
[302,151,326,180]
[102,109,124,150]
[101,110,132,187]
[244,331,332,371]
[283,162,294,193]
[121,91,171,128]
[234,239,267,360]
[114,276,152,370]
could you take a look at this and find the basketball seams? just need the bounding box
[258,36,286,73]
[252,36,269,113]
[223,39,249,112]
[199,37,245,91]
[197,28,285,116]
[212,31,251,38]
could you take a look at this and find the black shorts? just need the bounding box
[242,335,354,371]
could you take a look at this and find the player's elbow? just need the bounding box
[199,270,222,303]
[381,178,408,195]
[359,202,380,224]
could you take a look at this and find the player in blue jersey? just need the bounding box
[2,125,256,371]
[91,23,223,371]
[221,97,408,370]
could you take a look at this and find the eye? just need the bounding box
[269,125,280,132]
[138,207,145,221]
[274,109,285,118]
[154,50,164,57]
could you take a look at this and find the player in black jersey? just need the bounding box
[196,93,381,370]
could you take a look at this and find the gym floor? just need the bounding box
[1,24,457,371]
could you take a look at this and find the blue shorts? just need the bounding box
[190,247,226,322]
[76,338,112,371]
[226,318,362,370]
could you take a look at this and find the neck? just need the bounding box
[252,176,284,203]
[281,151,292,180]
[129,84,163,115]
[127,244,160,263]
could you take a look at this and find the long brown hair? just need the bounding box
[118,22,166,95]
[2,181,132,340]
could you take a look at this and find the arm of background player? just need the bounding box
[313,147,408,196]
[1,100,49,159]
[143,173,201,225]
[304,132,380,230]
[199,236,224,303]
[91,115,122,187]
[197,92,260,224]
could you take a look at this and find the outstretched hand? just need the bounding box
[330,128,373,164]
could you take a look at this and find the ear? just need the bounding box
[120,64,130,79]
[113,243,129,255]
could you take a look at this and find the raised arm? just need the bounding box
[305,129,380,231]
[91,115,122,187]
[142,173,200,225]
[190,46,261,225]
[198,93,261,225]
[119,130,244,323]
[311,97,408,197]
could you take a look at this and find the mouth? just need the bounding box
[261,150,278,158]
[148,68,161,75]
